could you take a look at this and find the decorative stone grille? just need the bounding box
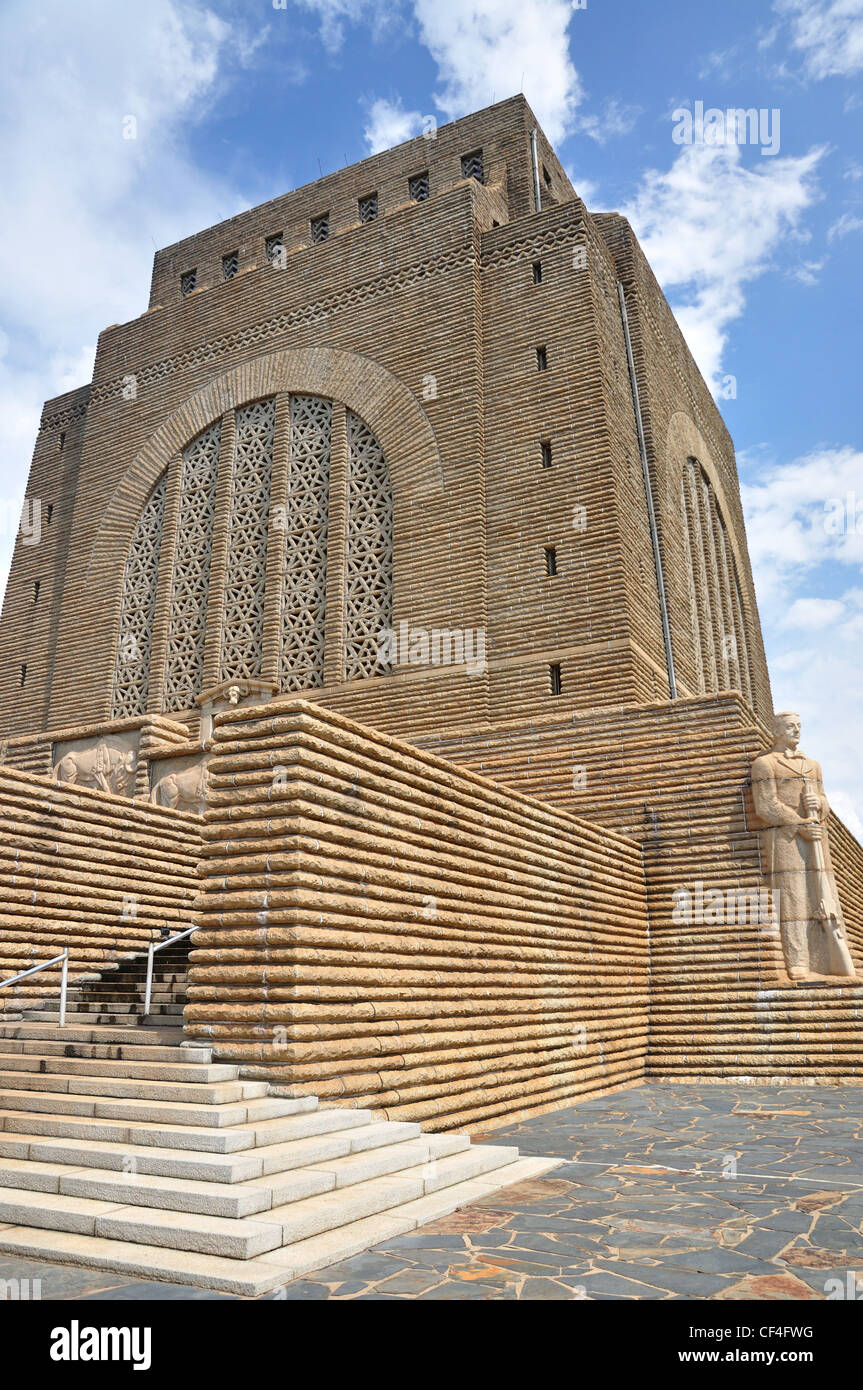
[345,411,393,679]
[460,150,484,183]
[408,172,429,202]
[358,193,378,223]
[111,475,167,716]
[310,214,329,243]
[220,398,275,681]
[111,393,393,714]
[163,422,221,711]
[265,233,285,264]
[280,396,331,690]
[222,251,239,281]
[180,269,197,297]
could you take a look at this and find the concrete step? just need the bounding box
[0,1098,320,1154]
[0,1089,305,1128]
[0,1155,560,1295]
[0,1186,284,1259]
[0,1156,334,1220]
[33,1002,185,1017]
[0,1053,237,1083]
[0,1039,211,1064]
[23,1011,184,1026]
[0,1142,520,1259]
[0,1023,189,1047]
[0,1069,265,1104]
[0,1106,411,1184]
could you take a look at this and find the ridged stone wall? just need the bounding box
[190,700,651,1131]
[419,694,863,1082]
[0,767,201,1014]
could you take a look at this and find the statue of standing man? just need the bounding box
[751,712,856,982]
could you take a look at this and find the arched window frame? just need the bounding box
[110,392,393,717]
[681,456,753,704]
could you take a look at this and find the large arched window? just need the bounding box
[681,457,753,704]
[111,394,393,718]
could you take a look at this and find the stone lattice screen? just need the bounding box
[0,767,201,1014]
[189,701,651,1131]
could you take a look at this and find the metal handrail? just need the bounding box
[0,949,69,1026]
[144,926,198,1016]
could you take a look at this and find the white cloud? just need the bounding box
[577,99,640,145]
[780,596,846,627]
[775,0,863,79]
[412,0,583,145]
[363,97,425,153]
[0,0,255,599]
[294,0,402,54]
[740,444,863,596]
[828,211,863,240]
[305,1,585,153]
[624,140,824,387]
[741,445,863,833]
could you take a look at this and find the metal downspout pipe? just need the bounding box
[530,127,542,213]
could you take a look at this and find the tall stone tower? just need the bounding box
[0,97,860,1124]
[0,95,769,748]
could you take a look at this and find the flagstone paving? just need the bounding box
[3,1083,863,1300]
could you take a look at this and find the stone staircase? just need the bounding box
[13,938,193,1030]
[0,1006,557,1295]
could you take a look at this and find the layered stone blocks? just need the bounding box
[188,700,651,1130]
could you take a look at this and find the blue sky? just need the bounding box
[0,0,861,829]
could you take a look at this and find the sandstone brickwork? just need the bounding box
[0,96,769,744]
[419,694,863,1081]
[189,700,650,1130]
[0,96,859,1132]
[0,766,200,1014]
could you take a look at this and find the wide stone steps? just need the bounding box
[0,1069,269,1104]
[0,1053,238,1083]
[23,1010,185,1026]
[0,1040,214,1064]
[0,1014,558,1294]
[0,1088,298,1128]
[0,1154,559,1296]
[0,1143,523,1261]
[0,1023,192,1048]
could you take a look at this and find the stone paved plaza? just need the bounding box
[5,1082,863,1302]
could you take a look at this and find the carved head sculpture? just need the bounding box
[772,711,802,752]
[227,685,242,706]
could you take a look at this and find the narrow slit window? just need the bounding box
[222,251,239,281]
[409,172,429,202]
[540,440,553,469]
[550,663,562,696]
[536,346,548,372]
[19,663,27,687]
[180,269,197,296]
[358,193,378,223]
[58,431,65,452]
[461,149,484,183]
[46,504,54,525]
[310,214,330,243]
[532,261,543,284]
[33,580,41,603]
[544,547,558,576]
[542,164,552,188]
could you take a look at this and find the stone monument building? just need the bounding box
[0,97,860,1289]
